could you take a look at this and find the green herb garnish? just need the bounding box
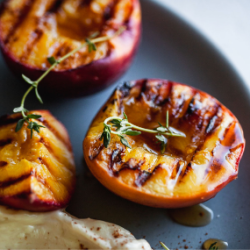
[13,27,125,137]
[209,242,218,250]
[160,241,170,250]
[85,38,97,52]
[101,111,185,153]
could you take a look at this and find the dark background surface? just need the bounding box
[0,0,249,249]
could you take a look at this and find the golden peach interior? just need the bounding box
[0,111,75,207]
[0,0,133,70]
[86,81,244,199]
[119,84,242,195]
[122,84,204,161]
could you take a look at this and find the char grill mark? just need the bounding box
[13,191,32,200]
[134,164,163,187]
[136,79,162,103]
[123,3,135,30]
[111,148,124,170]
[0,138,12,147]
[140,79,148,94]
[117,81,133,113]
[153,81,173,107]
[135,80,173,108]
[102,106,108,112]
[103,1,115,21]
[55,43,72,58]
[170,161,181,179]
[39,137,55,157]
[221,121,238,147]
[111,98,117,105]
[38,117,71,151]
[182,163,192,178]
[113,158,164,187]
[205,107,223,135]
[80,0,92,7]
[3,0,34,44]
[135,79,149,101]
[186,97,196,115]
[89,143,104,160]
[0,161,7,167]
[47,0,64,13]
[182,94,203,121]
[197,105,222,142]
[0,171,53,197]
[176,162,193,183]
[135,170,150,187]
[219,121,245,165]
[21,27,44,61]
[166,84,196,121]
[118,81,133,98]
[0,173,32,188]
[39,137,66,166]
[0,114,22,127]
[114,158,145,176]
[155,97,170,107]
[174,161,192,182]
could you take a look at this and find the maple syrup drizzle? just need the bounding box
[203,238,228,249]
[168,204,213,227]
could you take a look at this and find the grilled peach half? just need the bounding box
[0,0,141,97]
[83,79,245,208]
[0,110,75,211]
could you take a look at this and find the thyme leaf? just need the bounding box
[120,136,131,149]
[15,119,26,132]
[22,74,34,85]
[123,112,128,120]
[155,134,167,154]
[35,87,43,104]
[100,124,111,148]
[124,129,141,136]
[47,56,59,65]
[85,38,97,52]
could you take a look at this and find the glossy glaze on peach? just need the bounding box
[83,79,245,208]
[0,110,75,211]
[0,0,141,97]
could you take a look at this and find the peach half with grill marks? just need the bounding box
[0,0,141,97]
[0,110,75,211]
[83,79,245,208]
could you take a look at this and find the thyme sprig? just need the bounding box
[160,241,170,250]
[209,242,218,250]
[13,27,125,137]
[100,111,185,153]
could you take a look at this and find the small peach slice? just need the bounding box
[0,110,75,211]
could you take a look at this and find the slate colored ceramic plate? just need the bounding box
[0,0,249,249]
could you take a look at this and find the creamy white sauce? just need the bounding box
[0,206,151,249]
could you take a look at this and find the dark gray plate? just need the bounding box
[0,0,249,249]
